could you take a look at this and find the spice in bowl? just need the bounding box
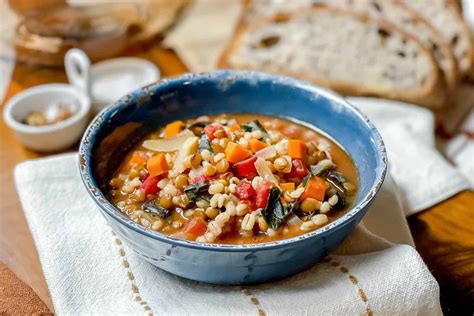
[23,102,78,126]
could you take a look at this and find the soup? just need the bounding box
[108,114,358,244]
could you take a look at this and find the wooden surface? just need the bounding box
[408,191,474,314]
[0,40,473,314]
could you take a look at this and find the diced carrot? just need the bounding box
[301,176,326,201]
[164,120,184,138]
[280,182,295,191]
[225,142,252,163]
[146,154,169,177]
[229,124,241,132]
[248,138,268,152]
[288,139,307,160]
[127,152,147,169]
[184,218,207,236]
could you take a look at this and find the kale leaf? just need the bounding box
[143,201,171,218]
[184,181,210,203]
[325,171,346,194]
[198,134,214,153]
[264,187,294,230]
[241,120,269,139]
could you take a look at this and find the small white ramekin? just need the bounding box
[3,83,91,152]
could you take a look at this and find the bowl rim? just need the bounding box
[3,83,91,134]
[79,70,387,251]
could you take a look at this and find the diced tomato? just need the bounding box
[140,176,160,195]
[184,218,207,236]
[233,156,258,178]
[235,180,256,200]
[243,199,257,211]
[287,159,309,178]
[204,124,225,140]
[255,184,272,209]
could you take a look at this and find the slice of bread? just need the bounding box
[243,0,458,89]
[401,0,474,79]
[220,7,446,109]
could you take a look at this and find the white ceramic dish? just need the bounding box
[3,83,91,152]
[65,49,160,113]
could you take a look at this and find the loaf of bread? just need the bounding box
[220,7,446,109]
[401,0,474,79]
[243,0,458,90]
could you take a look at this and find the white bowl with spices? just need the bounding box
[3,83,91,152]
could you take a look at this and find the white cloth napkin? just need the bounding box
[15,153,440,315]
[348,97,471,213]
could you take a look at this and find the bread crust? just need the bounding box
[240,0,458,91]
[219,7,446,109]
[446,0,474,80]
[402,0,474,80]
[393,0,459,89]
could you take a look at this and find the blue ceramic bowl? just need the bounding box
[79,70,387,284]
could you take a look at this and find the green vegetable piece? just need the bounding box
[198,134,214,153]
[328,170,347,183]
[184,181,210,202]
[264,187,293,230]
[241,120,269,138]
[326,171,346,194]
[143,201,171,218]
[302,175,311,187]
[309,165,328,177]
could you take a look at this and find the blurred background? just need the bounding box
[0,0,473,315]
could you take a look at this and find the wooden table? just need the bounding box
[0,42,473,314]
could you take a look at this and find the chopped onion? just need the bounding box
[323,148,333,162]
[254,157,280,188]
[280,155,292,173]
[286,213,303,226]
[189,166,204,179]
[255,145,277,160]
[173,136,199,173]
[317,139,329,151]
[142,130,195,152]
[317,139,333,162]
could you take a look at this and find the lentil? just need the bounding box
[205,207,219,219]
[203,165,217,177]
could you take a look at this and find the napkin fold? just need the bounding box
[348,98,471,214]
[15,153,440,315]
